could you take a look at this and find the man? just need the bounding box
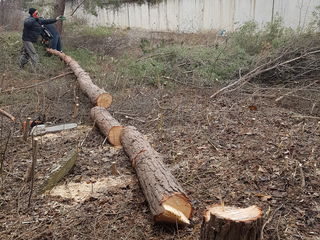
[20,8,62,69]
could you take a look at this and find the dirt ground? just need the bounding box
[0,31,319,240]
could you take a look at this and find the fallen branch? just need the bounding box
[28,137,38,208]
[0,108,16,122]
[1,71,73,93]
[70,0,86,16]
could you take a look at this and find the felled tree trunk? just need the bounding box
[121,126,193,225]
[200,205,263,240]
[91,106,123,146]
[46,49,112,108]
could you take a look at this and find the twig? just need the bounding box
[275,80,319,102]
[163,76,214,89]
[79,121,96,147]
[0,130,11,176]
[1,71,73,93]
[292,114,320,120]
[0,108,16,122]
[70,0,87,16]
[154,97,174,111]
[28,137,38,208]
[137,52,171,62]
[23,117,31,141]
[261,204,284,240]
[123,115,146,123]
[298,162,306,188]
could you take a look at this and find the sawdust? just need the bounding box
[48,175,134,202]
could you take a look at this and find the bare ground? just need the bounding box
[0,32,319,240]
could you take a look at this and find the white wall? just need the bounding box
[66,0,320,33]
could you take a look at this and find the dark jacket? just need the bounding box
[22,16,57,42]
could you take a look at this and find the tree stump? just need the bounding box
[121,126,193,225]
[91,106,123,146]
[200,205,263,240]
[46,49,112,108]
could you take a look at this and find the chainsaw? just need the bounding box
[29,123,77,136]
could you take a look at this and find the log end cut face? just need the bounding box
[96,93,113,109]
[204,205,262,223]
[155,194,192,225]
[108,126,124,146]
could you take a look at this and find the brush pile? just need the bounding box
[253,33,320,84]
[211,33,320,98]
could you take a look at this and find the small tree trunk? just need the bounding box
[200,205,263,240]
[91,106,123,146]
[121,126,193,225]
[53,0,65,34]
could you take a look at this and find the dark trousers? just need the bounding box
[49,34,62,51]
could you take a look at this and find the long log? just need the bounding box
[121,126,193,225]
[46,49,112,108]
[200,204,263,240]
[91,106,123,146]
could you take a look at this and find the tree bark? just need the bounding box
[200,205,263,240]
[91,106,123,146]
[46,49,112,108]
[53,0,65,34]
[121,126,193,225]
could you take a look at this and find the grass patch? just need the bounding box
[66,48,102,73]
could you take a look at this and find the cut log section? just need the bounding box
[46,49,112,108]
[200,204,263,240]
[121,126,193,225]
[91,106,123,146]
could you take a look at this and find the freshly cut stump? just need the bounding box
[47,49,112,108]
[200,205,263,240]
[121,126,192,225]
[91,106,123,146]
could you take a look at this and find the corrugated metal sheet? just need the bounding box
[66,0,320,32]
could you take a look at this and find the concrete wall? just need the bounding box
[67,0,320,33]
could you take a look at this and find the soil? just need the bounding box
[0,31,319,240]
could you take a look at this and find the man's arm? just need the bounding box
[39,18,58,25]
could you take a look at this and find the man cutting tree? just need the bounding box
[19,8,65,69]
